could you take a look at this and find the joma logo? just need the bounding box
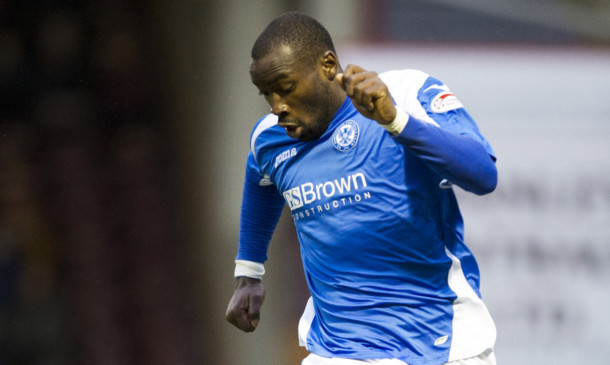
[274,147,297,168]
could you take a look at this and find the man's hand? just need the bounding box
[225,276,265,332]
[336,64,397,125]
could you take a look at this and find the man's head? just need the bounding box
[250,12,346,141]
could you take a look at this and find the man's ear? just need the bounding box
[321,51,340,80]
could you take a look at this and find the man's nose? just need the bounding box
[270,94,288,115]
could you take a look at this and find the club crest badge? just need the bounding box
[332,120,359,152]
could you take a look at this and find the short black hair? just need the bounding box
[251,12,336,65]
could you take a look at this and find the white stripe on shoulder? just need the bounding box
[380,69,440,127]
[250,114,278,160]
[423,83,449,93]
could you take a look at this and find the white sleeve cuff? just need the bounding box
[234,260,265,279]
[381,108,409,136]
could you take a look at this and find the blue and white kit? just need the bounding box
[235,69,497,365]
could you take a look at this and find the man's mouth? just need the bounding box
[279,122,300,138]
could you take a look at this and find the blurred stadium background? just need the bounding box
[0,0,608,364]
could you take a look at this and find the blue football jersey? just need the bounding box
[237,69,497,364]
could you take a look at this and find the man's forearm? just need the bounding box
[392,113,497,195]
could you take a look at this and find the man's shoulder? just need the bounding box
[249,113,289,160]
[379,68,429,78]
[380,69,434,112]
[251,114,279,142]
[379,69,431,92]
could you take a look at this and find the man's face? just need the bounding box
[250,45,334,141]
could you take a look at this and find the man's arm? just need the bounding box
[337,65,497,195]
[235,159,285,263]
[391,113,497,195]
[225,154,285,332]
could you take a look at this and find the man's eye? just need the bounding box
[282,84,296,94]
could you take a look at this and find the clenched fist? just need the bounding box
[336,64,397,125]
